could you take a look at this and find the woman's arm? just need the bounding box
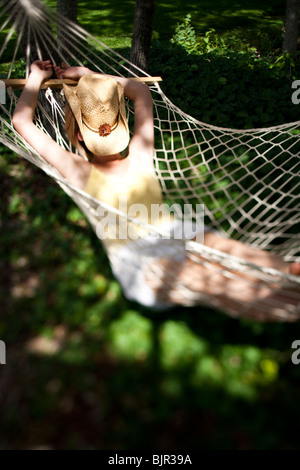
[12,61,91,189]
[13,60,53,122]
[122,79,154,166]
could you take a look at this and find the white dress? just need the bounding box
[84,156,205,308]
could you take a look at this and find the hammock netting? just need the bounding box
[0,0,299,320]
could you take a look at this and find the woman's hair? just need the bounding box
[64,103,93,161]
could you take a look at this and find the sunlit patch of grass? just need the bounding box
[42,0,288,43]
[159,320,208,370]
[96,36,132,50]
[107,310,153,362]
[157,320,281,401]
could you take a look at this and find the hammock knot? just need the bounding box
[45,88,54,102]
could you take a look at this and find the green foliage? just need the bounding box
[170,14,284,57]
[162,14,300,128]
[171,14,198,54]
[149,38,300,129]
[11,58,27,77]
[271,51,298,78]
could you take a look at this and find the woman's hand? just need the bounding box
[13,60,53,130]
[30,60,53,82]
[54,63,91,80]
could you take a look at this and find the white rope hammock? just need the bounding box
[0,0,299,320]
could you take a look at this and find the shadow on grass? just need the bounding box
[0,150,300,450]
[1,325,299,451]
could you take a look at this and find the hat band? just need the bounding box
[82,116,119,137]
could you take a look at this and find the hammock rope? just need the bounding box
[0,0,299,320]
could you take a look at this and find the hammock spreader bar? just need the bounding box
[3,77,163,90]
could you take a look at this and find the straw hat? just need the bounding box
[63,74,129,157]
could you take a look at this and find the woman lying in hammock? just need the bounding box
[12,60,300,320]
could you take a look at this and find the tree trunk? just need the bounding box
[57,0,77,21]
[130,0,155,73]
[57,0,78,62]
[282,0,300,55]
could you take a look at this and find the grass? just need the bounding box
[1,152,299,449]
[47,0,287,46]
[0,0,287,72]
[1,0,300,451]
[72,0,286,40]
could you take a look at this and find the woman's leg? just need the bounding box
[203,232,291,273]
[145,234,300,320]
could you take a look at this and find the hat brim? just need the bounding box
[63,79,129,157]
